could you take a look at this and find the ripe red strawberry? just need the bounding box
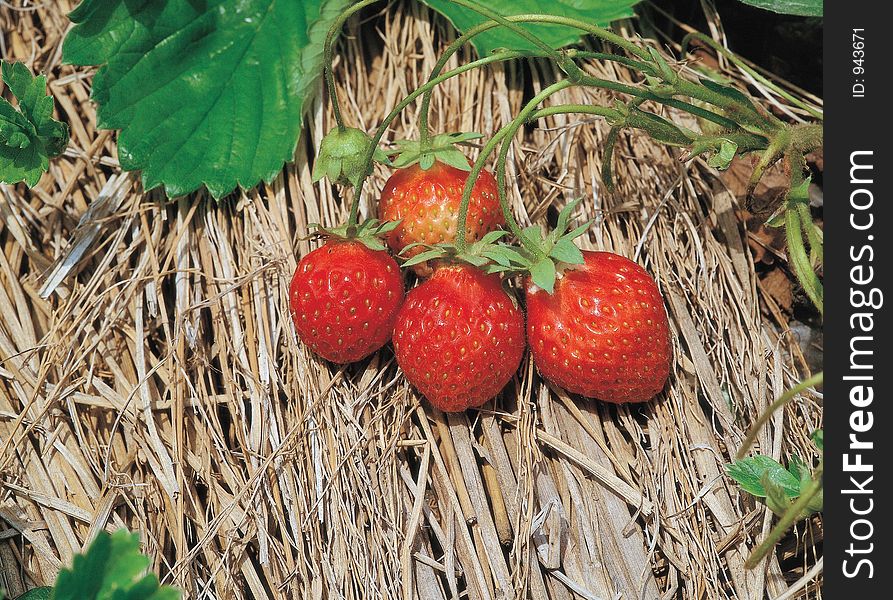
[526,251,671,402]
[379,160,503,276]
[393,265,525,412]
[289,240,404,363]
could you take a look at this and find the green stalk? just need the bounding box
[456,79,576,255]
[736,372,824,460]
[785,200,824,315]
[415,11,667,144]
[681,32,824,121]
[323,0,381,131]
[528,104,624,123]
[745,459,823,569]
[348,50,531,225]
[416,11,736,141]
[443,1,779,134]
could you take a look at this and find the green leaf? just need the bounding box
[787,454,807,482]
[419,152,436,170]
[699,78,763,117]
[529,258,557,294]
[763,473,793,516]
[553,198,581,238]
[549,238,584,264]
[52,530,180,600]
[474,230,509,246]
[626,109,692,146]
[402,249,447,267]
[811,429,823,452]
[14,588,52,600]
[706,138,738,170]
[0,61,69,186]
[726,455,801,499]
[63,0,354,198]
[434,147,474,171]
[600,126,620,191]
[735,0,822,17]
[480,247,513,267]
[520,225,544,250]
[419,0,641,56]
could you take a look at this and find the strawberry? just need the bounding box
[393,265,525,412]
[525,251,671,403]
[289,240,404,363]
[379,160,502,276]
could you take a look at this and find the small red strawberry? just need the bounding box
[393,265,525,412]
[526,251,671,402]
[379,160,502,276]
[290,239,404,363]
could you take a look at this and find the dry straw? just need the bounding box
[1,1,822,598]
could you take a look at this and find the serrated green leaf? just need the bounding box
[0,61,69,187]
[1,101,37,145]
[13,587,52,600]
[52,530,180,600]
[63,0,354,198]
[419,0,640,56]
[549,238,584,265]
[735,0,822,17]
[726,455,801,499]
[763,473,793,516]
[529,258,557,294]
[812,429,823,452]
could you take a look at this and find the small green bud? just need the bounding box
[312,127,381,188]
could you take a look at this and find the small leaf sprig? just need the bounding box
[7,529,180,600]
[729,373,824,569]
[0,61,69,187]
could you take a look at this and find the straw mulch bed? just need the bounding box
[1,2,822,599]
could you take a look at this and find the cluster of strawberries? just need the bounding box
[289,160,672,412]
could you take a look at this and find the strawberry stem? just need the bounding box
[323,0,381,133]
[456,79,575,255]
[349,50,530,225]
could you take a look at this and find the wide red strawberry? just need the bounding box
[289,240,404,363]
[379,161,502,276]
[393,265,525,412]
[526,251,671,402]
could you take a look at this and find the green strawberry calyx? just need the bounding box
[401,200,592,293]
[308,218,401,252]
[389,132,483,171]
[515,199,593,294]
[312,126,390,188]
